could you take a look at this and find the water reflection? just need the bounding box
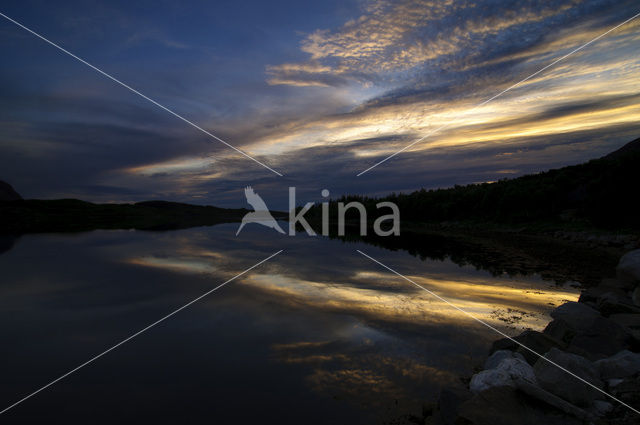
[0,224,579,424]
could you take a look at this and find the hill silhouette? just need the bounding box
[308,136,640,232]
[0,199,253,234]
[603,136,640,160]
[3,137,639,235]
[0,180,22,201]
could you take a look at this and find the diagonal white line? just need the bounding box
[356,249,640,415]
[0,249,283,416]
[356,10,640,176]
[0,11,283,177]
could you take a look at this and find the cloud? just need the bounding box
[2,0,639,207]
[265,0,635,89]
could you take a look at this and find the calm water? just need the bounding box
[0,224,579,424]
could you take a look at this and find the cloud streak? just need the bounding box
[0,0,639,206]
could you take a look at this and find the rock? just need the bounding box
[437,386,472,425]
[567,316,631,360]
[600,277,635,291]
[590,400,614,416]
[608,378,625,388]
[609,313,640,347]
[609,376,640,406]
[484,350,526,370]
[457,386,583,425]
[597,292,640,317]
[515,379,595,422]
[543,319,575,344]
[579,286,628,308]
[617,250,640,284]
[470,358,536,393]
[534,348,604,406]
[490,330,566,365]
[470,369,514,393]
[610,313,640,333]
[595,350,640,380]
[550,302,600,331]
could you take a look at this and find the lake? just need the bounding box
[0,224,580,424]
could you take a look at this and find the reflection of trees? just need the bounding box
[333,229,618,286]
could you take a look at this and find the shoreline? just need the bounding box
[423,249,640,424]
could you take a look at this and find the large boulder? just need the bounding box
[470,357,536,393]
[546,302,631,359]
[491,330,566,365]
[596,292,640,317]
[609,375,640,406]
[617,250,640,284]
[543,319,575,344]
[609,313,640,347]
[484,349,526,370]
[595,350,640,380]
[633,287,640,307]
[567,316,631,360]
[579,285,629,308]
[550,302,600,331]
[534,348,604,406]
[600,277,636,291]
[457,386,583,425]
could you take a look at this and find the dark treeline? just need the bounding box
[306,137,640,231]
[0,199,253,234]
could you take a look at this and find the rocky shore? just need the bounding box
[427,250,640,425]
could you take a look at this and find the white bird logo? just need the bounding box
[236,186,285,235]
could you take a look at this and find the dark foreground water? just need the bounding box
[0,224,579,424]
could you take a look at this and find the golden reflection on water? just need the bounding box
[245,272,579,331]
[129,254,579,331]
[127,249,580,409]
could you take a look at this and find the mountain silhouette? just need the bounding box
[306,136,640,231]
[0,180,22,201]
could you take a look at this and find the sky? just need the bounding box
[1,0,639,209]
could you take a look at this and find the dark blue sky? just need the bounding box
[1,0,639,209]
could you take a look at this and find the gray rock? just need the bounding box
[484,349,526,370]
[470,369,514,393]
[550,302,600,331]
[534,348,604,406]
[515,379,595,422]
[590,400,614,417]
[610,313,640,330]
[600,277,635,291]
[579,286,628,308]
[597,292,640,317]
[567,316,631,360]
[491,330,566,365]
[609,376,640,406]
[609,313,640,345]
[617,250,640,284]
[543,319,575,343]
[595,350,640,380]
[457,386,583,425]
[470,357,536,393]
[608,378,625,388]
